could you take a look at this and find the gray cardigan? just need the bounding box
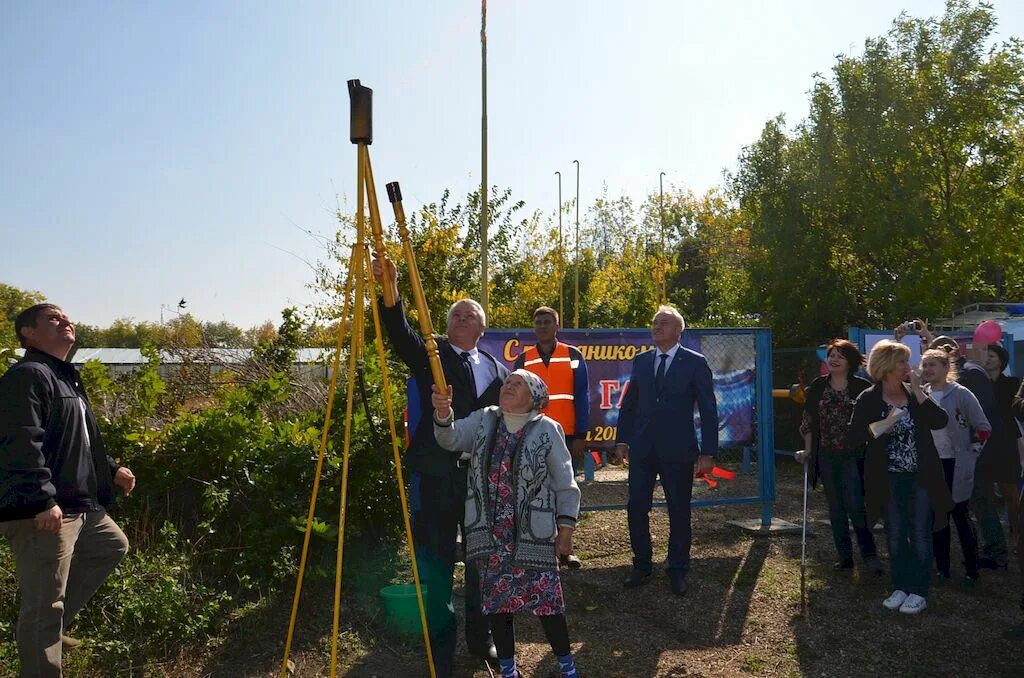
[925,381,991,502]
[434,406,581,569]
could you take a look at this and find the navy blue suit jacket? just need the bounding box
[616,345,719,464]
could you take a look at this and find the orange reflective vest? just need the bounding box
[521,343,578,435]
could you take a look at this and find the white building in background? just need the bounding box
[12,347,336,380]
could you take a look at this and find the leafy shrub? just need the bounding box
[1,309,412,674]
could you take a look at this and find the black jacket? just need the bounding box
[1013,378,1024,424]
[0,348,120,521]
[380,297,509,477]
[847,383,953,530]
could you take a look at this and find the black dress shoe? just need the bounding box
[863,555,885,576]
[623,570,651,588]
[832,558,854,570]
[977,555,1008,570]
[668,573,688,596]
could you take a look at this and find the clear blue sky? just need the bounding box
[3,1,1022,329]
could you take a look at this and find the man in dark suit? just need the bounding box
[613,305,718,596]
[373,257,507,677]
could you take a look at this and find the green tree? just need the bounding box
[0,282,45,348]
[0,283,46,375]
[732,0,1024,343]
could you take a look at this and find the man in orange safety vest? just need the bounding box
[513,306,591,568]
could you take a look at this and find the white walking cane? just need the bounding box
[800,451,809,614]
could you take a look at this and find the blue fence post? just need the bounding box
[584,448,595,481]
[756,329,776,526]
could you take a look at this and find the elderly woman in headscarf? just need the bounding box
[432,369,581,678]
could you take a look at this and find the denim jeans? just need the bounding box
[885,472,934,597]
[818,454,876,561]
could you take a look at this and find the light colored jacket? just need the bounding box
[926,381,991,502]
[434,406,581,569]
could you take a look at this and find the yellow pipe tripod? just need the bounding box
[280,80,435,678]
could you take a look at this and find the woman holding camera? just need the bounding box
[849,340,952,615]
[919,348,990,584]
[798,339,881,573]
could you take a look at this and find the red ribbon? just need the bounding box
[695,466,736,486]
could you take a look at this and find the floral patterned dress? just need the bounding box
[478,421,565,616]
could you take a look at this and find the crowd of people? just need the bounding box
[373,254,717,678]
[798,320,1024,624]
[4,287,1023,677]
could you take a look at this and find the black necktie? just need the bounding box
[655,353,668,393]
[460,351,475,395]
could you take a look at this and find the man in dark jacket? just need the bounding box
[1011,381,1024,637]
[372,258,507,677]
[0,304,135,677]
[613,305,718,597]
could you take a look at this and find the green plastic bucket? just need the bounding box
[379,584,428,634]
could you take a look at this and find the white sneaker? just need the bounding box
[883,590,908,610]
[899,594,927,615]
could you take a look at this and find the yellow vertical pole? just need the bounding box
[363,146,395,307]
[329,257,363,676]
[326,144,369,677]
[364,247,436,677]
[279,249,355,678]
[387,181,448,393]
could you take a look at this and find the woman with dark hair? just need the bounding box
[920,348,990,585]
[797,339,881,572]
[849,340,952,615]
[974,343,1022,569]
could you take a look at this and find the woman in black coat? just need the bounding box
[798,339,880,572]
[848,340,952,616]
[977,344,1022,549]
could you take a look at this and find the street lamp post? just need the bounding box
[160,298,187,324]
[480,0,489,314]
[573,159,580,328]
[555,170,563,321]
[659,171,666,302]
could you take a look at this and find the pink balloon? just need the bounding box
[973,320,1002,345]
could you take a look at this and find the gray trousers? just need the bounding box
[0,509,129,677]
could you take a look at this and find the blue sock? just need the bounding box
[498,657,518,678]
[558,652,578,677]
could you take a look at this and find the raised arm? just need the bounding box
[431,384,484,453]
[378,296,431,373]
